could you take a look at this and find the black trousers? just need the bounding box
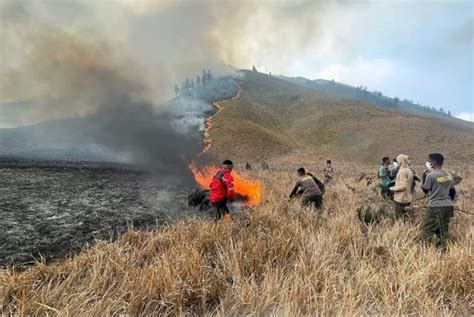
[302,194,323,209]
[395,202,411,218]
[212,199,229,220]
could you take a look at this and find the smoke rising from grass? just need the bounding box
[0,0,327,172]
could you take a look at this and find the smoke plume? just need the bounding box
[0,0,326,174]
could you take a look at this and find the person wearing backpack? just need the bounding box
[306,172,326,196]
[209,159,235,222]
[289,168,323,209]
[421,153,455,248]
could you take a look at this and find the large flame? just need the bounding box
[188,162,261,207]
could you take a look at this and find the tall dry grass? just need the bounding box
[1,167,473,315]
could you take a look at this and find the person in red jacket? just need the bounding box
[209,159,235,221]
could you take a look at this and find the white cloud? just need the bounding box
[456,112,474,122]
[314,57,397,91]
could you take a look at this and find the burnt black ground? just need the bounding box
[0,158,197,267]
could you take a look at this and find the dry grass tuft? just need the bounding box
[1,169,473,315]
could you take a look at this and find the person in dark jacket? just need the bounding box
[209,159,235,222]
[289,168,323,209]
[421,153,454,248]
[245,162,252,170]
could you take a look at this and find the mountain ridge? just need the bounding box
[277,74,473,130]
[208,70,473,165]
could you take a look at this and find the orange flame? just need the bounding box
[199,90,241,156]
[188,162,262,207]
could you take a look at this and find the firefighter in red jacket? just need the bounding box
[209,159,235,222]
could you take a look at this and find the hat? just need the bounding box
[222,159,234,168]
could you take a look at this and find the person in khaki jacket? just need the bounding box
[389,154,414,218]
[289,168,323,209]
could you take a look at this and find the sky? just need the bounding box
[246,1,474,120]
[1,0,473,123]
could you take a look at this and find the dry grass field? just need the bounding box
[210,71,474,164]
[1,71,473,315]
[1,163,473,315]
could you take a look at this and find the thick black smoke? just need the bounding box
[0,0,244,179]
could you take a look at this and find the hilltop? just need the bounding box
[278,75,473,130]
[209,70,474,165]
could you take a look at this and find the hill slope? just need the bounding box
[210,70,474,165]
[2,71,473,316]
[278,75,473,130]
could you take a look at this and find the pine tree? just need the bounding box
[392,97,399,106]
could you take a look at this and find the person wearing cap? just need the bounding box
[421,153,455,248]
[209,159,235,222]
[323,160,334,184]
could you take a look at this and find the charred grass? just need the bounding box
[1,167,473,315]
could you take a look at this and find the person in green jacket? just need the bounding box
[378,156,392,198]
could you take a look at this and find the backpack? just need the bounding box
[307,173,325,194]
[447,171,462,200]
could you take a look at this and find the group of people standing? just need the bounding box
[207,155,462,249]
[379,153,462,248]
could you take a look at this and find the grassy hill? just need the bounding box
[210,70,474,166]
[1,70,473,315]
[278,75,474,130]
[2,169,473,315]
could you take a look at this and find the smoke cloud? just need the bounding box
[0,0,328,175]
[1,0,328,107]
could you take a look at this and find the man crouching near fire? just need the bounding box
[289,167,323,209]
[210,159,235,222]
